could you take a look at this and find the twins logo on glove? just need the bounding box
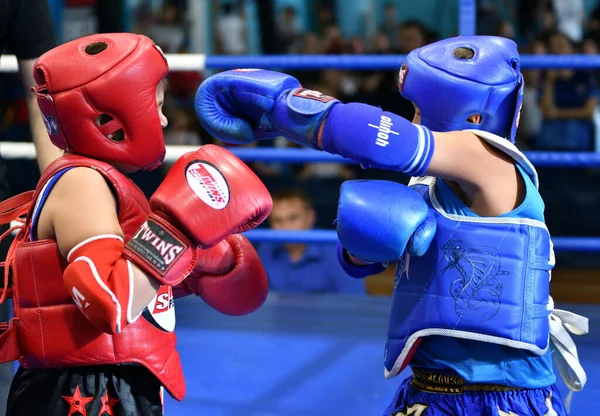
[185,162,230,210]
[128,219,187,275]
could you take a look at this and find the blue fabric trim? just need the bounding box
[30,167,74,241]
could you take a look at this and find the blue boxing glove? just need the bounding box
[195,69,339,147]
[336,180,436,264]
[196,69,436,177]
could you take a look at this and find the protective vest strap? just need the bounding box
[0,191,34,226]
[0,191,34,304]
[548,296,589,412]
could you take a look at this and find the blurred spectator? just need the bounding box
[538,32,598,150]
[397,20,427,54]
[132,0,154,33]
[163,107,201,147]
[215,2,247,55]
[372,31,392,54]
[518,0,554,43]
[588,1,600,41]
[321,24,343,54]
[165,68,204,107]
[275,6,302,54]
[518,39,546,148]
[148,1,186,53]
[582,36,600,92]
[353,21,429,121]
[315,4,335,37]
[288,32,322,88]
[552,0,585,43]
[582,36,599,55]
[380,2,399,50]
[581,37,600,149]
[477,0,504,36]
[297,162,355,181]
[300,32,321,54]
[256,187,365,295]
[349,35,366,54]
[495,20,517,40]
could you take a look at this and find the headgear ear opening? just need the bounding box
[96,114,125,142]
[453,47,475,60]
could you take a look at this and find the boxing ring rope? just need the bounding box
[4,53,600,72]
[2,143,600,167]
[243,230,600,253]
[1,142,598,249]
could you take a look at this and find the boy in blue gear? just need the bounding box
[195,36,588,415]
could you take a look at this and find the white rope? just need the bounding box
[0,55,17,72]
[0,142,199,162]
[0,53,206,73]
[0,142,37,159]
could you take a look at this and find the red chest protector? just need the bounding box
[0,155,185,401]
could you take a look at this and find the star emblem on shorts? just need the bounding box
[62,385,94,416]
[99,388,120,415]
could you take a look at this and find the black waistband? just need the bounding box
[410,368,524,394]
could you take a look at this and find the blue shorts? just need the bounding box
[384,371,566,416]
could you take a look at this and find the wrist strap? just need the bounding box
[271,87,340,148]
[124,216,196,286]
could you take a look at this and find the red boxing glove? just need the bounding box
[172,241,235,298]
[174,234,268,316]
[124,145,272,287]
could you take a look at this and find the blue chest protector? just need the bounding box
[384,131,588,396]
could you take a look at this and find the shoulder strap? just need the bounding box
[464,129,539,188]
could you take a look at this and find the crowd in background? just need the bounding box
[1,0,600,294]
[123,0,600,154]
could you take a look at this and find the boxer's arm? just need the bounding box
[268,85,518,211]
[316,107,521,216]
[45,167,159,333]
[196,70,520,215]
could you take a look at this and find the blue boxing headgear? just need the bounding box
[399,36,524,142]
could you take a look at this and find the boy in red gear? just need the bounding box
[0,33,272,416]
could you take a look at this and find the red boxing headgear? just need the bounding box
[33,33,169,171]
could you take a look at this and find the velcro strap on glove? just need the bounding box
[271,88,340,148]
[124,216,197,286]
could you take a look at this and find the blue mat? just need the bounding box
[165,294,600,415]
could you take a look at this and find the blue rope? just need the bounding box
[459,0,476,36]
[204,54,600,70]
[225,148,600,168]
[244,230,600,252]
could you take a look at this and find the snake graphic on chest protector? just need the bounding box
[441,239,508,323]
